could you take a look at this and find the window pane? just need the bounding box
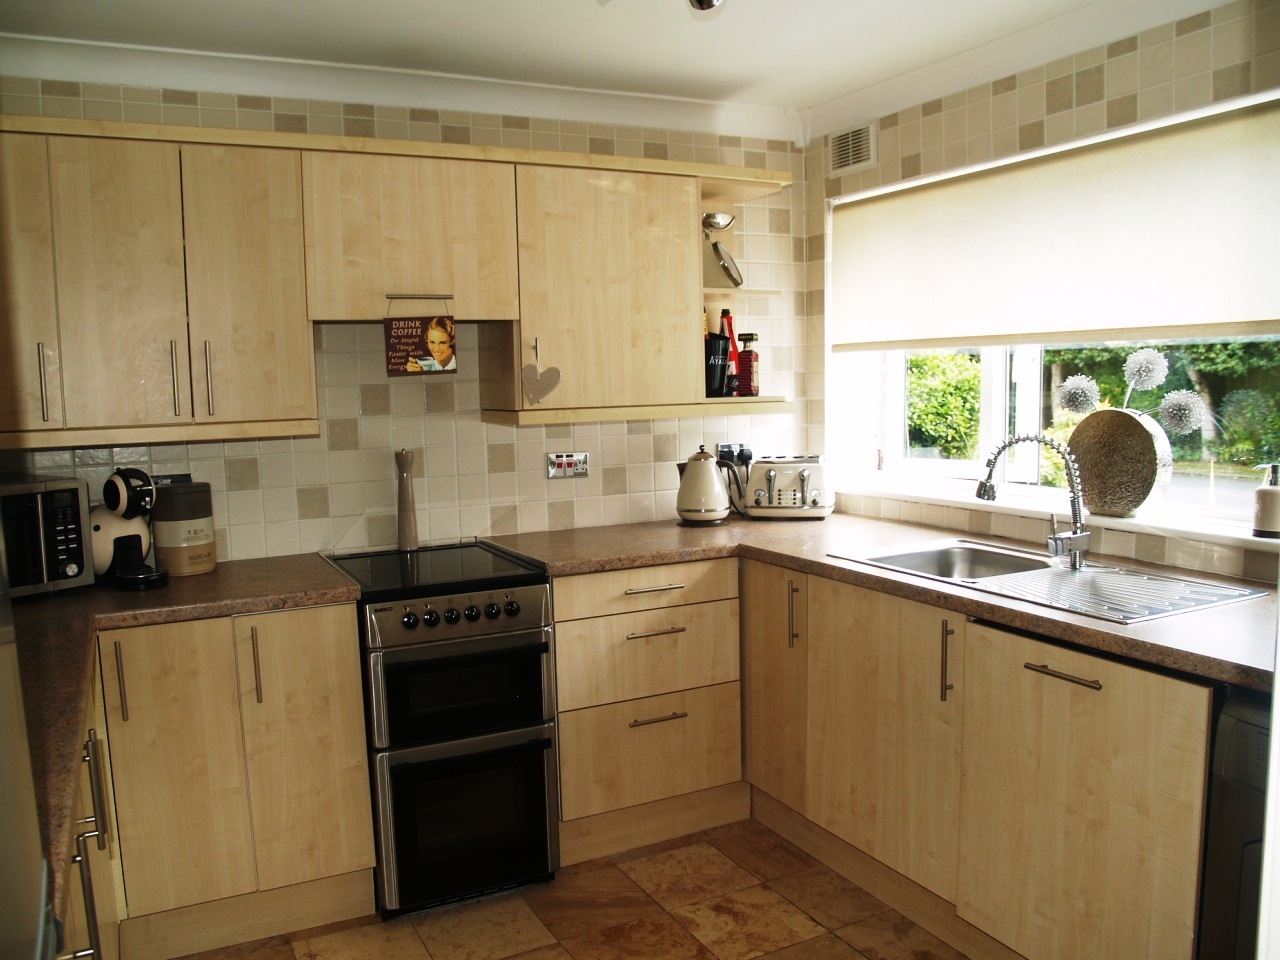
[905,349,980,460]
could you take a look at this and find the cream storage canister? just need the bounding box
[151,481,217,575]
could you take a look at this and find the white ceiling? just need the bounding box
[0,0,1215,142]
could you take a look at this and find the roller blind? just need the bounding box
[829,95,1280,350]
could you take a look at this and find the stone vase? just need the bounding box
[1068,409,1172,517]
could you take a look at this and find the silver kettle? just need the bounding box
[676,445,743,525]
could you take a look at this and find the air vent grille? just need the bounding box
[829,124,875,176]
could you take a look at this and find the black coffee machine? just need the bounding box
[89,468,168,589]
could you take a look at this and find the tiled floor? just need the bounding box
[180,820,969,960]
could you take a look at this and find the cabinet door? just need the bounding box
[234,605,374,890]
[302,152,519,321]
[48,137,190,428]
[0,133,64,431]
[957,622,1210,960]
[182,145,316,424]
[515,166,702,409]
[740,561,807,813]
[98,620,256,916]
[806,580,962,901]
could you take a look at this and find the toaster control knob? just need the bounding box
[423,609,441,628]
[401,612,420,629]
[753,489,766,506]
[504,599,522,617]
[484,602,502,620]
[62,561,81,578]
[443,607,461,625]
[810,489,822,506]
[463,604,481,622]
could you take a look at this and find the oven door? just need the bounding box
[373,723,559,914]
[367,626,554,750]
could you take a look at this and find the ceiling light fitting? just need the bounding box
[689,0,724,9]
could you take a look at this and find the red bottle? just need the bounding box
[737,332,759,396]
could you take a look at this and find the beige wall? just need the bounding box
[2,0,1276,561]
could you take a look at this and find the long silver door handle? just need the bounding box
[36,342,50,421]
[940,619,956,702]
[113,640,129,721]
[625,626,686,640]
[629,711,689,728]
[787,579,799,648]
[84,730,109,851]
[623,583,686,595]
[1024,661,1102,691]
[170,340,182,416]
[250,625,264,704]
[58,829,103,960]
[203,340,214,416]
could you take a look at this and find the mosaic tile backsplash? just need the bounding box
[2,0,1276,562]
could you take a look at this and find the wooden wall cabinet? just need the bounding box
[956,621,1211,960]
[97,605,373,918]
[0,133,64,431]
[478,165,704,419]
[554,559,740,820]
[0,135,317,447]
[301,151,519,321]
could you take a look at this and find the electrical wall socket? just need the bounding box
[547,452,589,479]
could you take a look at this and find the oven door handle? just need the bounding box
[373,630,550,664]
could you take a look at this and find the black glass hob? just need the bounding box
[328,540,547,603]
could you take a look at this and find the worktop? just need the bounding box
[488,513,1277,691]
[13,513,1275,918]
[12,553,358,912]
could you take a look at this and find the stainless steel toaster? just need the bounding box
[741,455,833,519]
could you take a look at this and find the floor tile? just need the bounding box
[558,913,718,960]
[705,820,818,882]
[521,861,665,940]
[835,910,968,960]
[176,935,298,960]
[767,865,890,929]
[509,946,573,960]
[671,884,827,960]
[756,934,869,959]
[411,891,558,960]
[618,841,759,909]
[291,917,428,960]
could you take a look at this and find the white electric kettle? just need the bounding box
[676,446,743,525]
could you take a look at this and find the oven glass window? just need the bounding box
[382,642,547,746]
[388,737,552,910]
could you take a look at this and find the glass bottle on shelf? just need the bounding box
[737,332,759,397]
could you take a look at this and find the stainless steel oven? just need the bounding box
[328,541,557,916]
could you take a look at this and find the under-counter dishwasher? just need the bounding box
[1197,686,1269,960]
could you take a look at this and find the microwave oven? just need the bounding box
[0,476,94,597]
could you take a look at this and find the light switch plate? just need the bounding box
[547,452,589,479]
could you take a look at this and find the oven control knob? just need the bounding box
[503,599,521,617]
[423,609,440,628]
[463,604,481,622]
[483,602,502,620]
[401,612,419,629]
[443,607,461,625]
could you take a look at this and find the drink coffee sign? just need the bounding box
[383,315,458,377]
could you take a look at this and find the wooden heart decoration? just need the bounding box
[521,363,561,405]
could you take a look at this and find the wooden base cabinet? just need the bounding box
[98,605,374,918]
[957,621,1212,960]
[805,578,963,902]
[740,560,808,814]
[554,559,741,823]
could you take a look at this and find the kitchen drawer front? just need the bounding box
[553,559,737,622]
[557,681,741,820]
[556,599,739,711]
